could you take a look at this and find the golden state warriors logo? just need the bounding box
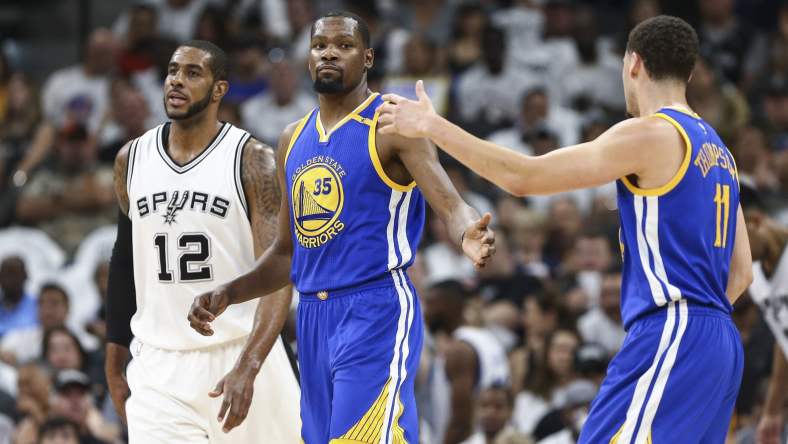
[291,156,347,248]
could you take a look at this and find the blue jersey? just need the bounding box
[284,93,426,294]
[617,107,739,329]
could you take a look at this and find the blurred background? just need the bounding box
[0,0,786,443]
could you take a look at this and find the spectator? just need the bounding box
[506,207,550,279]
[686,57,749,144]
[460,385,534,444]
[513,329,580,437]
[455,25,542,136]
[1,283,69,365]
[240,56,315,146]
[114,0,218,43]
[99,79,153,163]
[13,29,119,184]
[761,79,788,152]
[542,197,583,268]
[50,370,117,444]
[577,270,626,355]
[15,124,115,256]
[730,126,781,193]
[85,261,109,343]
[12,365,52,444]
[0,256,36,338]
[422,209,476,285]
[557,6,625,114]
[345,0,410,79]
[475,230,543,307]
[117,4,159,76]
[447,3,489,74]
[393,0,454,48]
[37,417,81,444]
[697,0,763,86]
[532,380,598,443]
[0,73,41,190]
[43,327,88,373]
[225,36,269,105]
[194,5,230,51]
[383,33,450,116]
[422,280,510,444]
[487,88,581,157]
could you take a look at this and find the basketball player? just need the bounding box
[378,16,753,443]
[742,186,788,444]
[104,40,300,443]
[187,11,495,444]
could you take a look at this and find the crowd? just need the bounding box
[0,0,786,443]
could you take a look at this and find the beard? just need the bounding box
[313,75,347,94]
[165,87,213,120]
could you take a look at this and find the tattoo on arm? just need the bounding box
[113,142,132,215]
[241,137,281,256]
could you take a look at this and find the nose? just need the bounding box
[168,69,185,88]
[321,44,339,61]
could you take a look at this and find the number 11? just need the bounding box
[714,183,730,248]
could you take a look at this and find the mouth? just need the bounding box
[167,91,188,107]
[317,64,342,74]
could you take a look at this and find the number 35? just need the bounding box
[313,177,333,195]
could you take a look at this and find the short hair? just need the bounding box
[39,282,69,307]
[311,11,371,48]
[38,417,80,441]
[179,40,228,81]
[626,15,698,82]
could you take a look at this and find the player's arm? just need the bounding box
[758,344,787,444]
[384,132,495,268]
[726,205,753,304]
[188,123,297,333]
[207,137,293,433]
[443,341,478,444]
[379,81,661,197]
[105,141,137,424]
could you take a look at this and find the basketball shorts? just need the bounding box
[297,270,424,444]
[579,300,744,443]
[126,335,301,444]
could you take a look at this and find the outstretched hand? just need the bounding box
[462,212,496,268]
[378,80,437,139]
[187,286,231,336]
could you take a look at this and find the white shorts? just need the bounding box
[126,336,301,443]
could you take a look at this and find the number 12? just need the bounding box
[713,183,730,248]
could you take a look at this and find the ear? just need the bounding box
[365,47,374,70]
[213,80,229,101]
[629,51,642,79]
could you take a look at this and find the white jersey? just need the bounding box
[127,122,258,350]
[427,326,510,444]
[750,246,788,359]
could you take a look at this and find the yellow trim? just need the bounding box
[609,424,652,443]
[337,379,392,443]
[316,93,380,142]
[284,110,314,165]
[663,105,700,118]
[368,108,417,192]
[621,113,692,197]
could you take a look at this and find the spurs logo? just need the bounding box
[163,191,190,225]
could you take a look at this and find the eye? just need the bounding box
[189,70,199,78]
[312,42,325,49]
[341,43,353,49]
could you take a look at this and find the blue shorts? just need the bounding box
[296,271,423,444]
[579,300,743,443]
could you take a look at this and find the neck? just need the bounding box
[317,82,370,125]
[1,291,22,308]
[636,81,689,117]
[762,223,788,276]
[169,111,221,154]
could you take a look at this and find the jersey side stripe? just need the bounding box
[395,191,413,268]
[634,196,667,306]
[644,197,682,302]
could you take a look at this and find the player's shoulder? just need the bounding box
[241,136,276,170]
[606,115,681,147]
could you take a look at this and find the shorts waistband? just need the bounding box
[634,300,731,324]
[298,274,405,302]
[130,334,249,356]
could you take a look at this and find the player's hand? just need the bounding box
[379,80,436,139]
[756,413,783,444]
[210,364,258,433]
[106,371,130,424]
[462,212,496,269]
[188,286,231,336]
